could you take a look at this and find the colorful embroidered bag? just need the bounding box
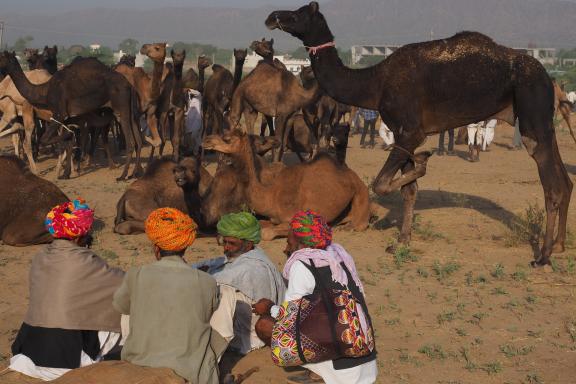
[270,260,375,366]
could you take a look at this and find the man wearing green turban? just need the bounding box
[192,212,286,356]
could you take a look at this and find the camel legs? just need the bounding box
[172,107,185,162]
[372,140,432,246]
[243,108,258,135]
[260,222,290,241]
[272,114,291,162]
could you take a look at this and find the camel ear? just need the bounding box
[170,49,174,55]
[270,38,274,45]
[182,49,186,55]
[309,1,319,13]
[53,45,58,52]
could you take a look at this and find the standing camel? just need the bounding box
[203,64,233,135]
[552,79,576,143]
[227,42,322,161]
[0,51,144,180]
[266,2,572,265]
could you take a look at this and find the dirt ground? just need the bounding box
[0,120,575,384]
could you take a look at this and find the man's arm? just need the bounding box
[112,269,133,315]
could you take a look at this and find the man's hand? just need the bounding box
[252,298,274,316]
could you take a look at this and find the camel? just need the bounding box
[203,64,233,135]
[227,43,322,161]
[0,69,52,173]
[552,79,576,143]
[114,156,213,235]
[233,49,248,90]
[203,130,369,239]
[0,51,146,180]
[201,134,283,227]
[181,55,211,92]
[0,156,68,246]
[24,46,58,74]
[286,112,315,160]
[117,54,136,67]
[266,2,573,265]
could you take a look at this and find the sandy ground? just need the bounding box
[0,120,575,384]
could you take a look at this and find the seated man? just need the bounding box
[9,199,125,381]
[193,212,286,355]
[113,207,226,384]
[254,210,378,384]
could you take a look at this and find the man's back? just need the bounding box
[113,256,222,384]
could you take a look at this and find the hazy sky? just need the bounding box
[2,0,325,13]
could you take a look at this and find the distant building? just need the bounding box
[237,51,311,75]
[351,44,399,65]
[113,49,147,67]
[89,44,101,52]
[513,47,556,66]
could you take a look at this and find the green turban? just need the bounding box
[217,212,261,243]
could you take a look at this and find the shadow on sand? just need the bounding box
[371,189,543,261]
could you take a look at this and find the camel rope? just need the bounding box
[49,117,74,134]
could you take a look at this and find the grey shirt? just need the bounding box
[113,256,226,384]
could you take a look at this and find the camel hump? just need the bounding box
[451,31,494,44]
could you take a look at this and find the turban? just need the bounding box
[145,208,197,251]
[217,212,261,243]
[289,210,332,249]
[45,199,94,240]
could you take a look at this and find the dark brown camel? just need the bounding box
[266,2,573,265]
[233,49,248,90]
[0,156,68,245]
[42,45,58,74]
[203,64,233,136]
[114,156,213,235]
[203,130,369,240]
[0,51,145,181]
[183,55,212,92]
[227,42,322,161]
[117,54,136,67]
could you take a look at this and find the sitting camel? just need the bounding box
[203,130,369,239]
[114,156,212,235]
[201,135,283,227]
[0,156,68,246]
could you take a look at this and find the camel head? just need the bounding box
[203,130,248,155]
[173,157,200,188]
[0,51,20,71]
[233,48,248,62]
[251,135,280,156]
[118,54,136,67]
[250,38,274,59]
[265,2,333,47]
[198,55,212,70]
[299,65,315,82]
[23,48,39,60]
[140,43,167,62]
[171,49,186,66]
[43,45,58,60]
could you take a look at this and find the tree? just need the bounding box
[291,47,308,59]
[11,35,34,53]
[118,38,140,55]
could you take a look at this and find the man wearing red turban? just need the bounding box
[8,199,125,381]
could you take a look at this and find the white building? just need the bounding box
[113,49,147,67]
[513,47,556,66]
[351,44,399,65]
[237,51,311,75]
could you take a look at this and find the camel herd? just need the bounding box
[0,1,573,267]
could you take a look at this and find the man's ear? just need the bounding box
[154,245,161,260]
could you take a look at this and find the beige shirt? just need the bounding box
[113,256,226,384]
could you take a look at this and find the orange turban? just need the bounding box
[145,208,197,251]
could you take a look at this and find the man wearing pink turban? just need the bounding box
[7,199,125,381]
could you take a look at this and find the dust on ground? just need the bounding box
[1,121,575,384]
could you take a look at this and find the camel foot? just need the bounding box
[108,163,118,170]
[116,175,128,182]
[530,257,551,268]
[144,135,162,147]
[385,244,396,254]
[552,242,565,253]
[58,174,70,180]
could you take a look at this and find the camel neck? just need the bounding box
[198,67,206,94]
[172,61,184,107]
[310,47,383,110]
[233,139,268,212]
[233,59,245,92]
[150,59,164,101]
[6,60,49,108]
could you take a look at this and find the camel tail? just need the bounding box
[114,193,128,227]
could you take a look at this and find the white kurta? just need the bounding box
[271,262,378,384]
[483,119,497,150]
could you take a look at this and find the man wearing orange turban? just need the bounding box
[113,208,226,384]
